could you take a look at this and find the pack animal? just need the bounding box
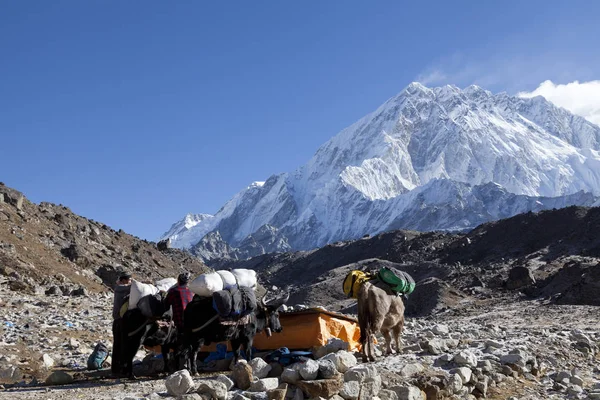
[180,292,288,375]
[120,308,178,378]
[357,280,405,362]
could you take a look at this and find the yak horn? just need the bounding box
[261,292,269,307]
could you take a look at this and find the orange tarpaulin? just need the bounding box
[201,308,361,352]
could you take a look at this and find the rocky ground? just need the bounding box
[1,280,598,399]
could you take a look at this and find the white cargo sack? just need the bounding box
[189,269,258,297]
[128,280,159,310]
[217,270,237,290]
[232,269,257,289]
[189,272,223,297]
[155,277,177,292]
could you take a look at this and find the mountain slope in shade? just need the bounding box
[163,83,600,256]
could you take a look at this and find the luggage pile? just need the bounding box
[343,266,415,298]
[127,278,177,318]
[189,269,259,321]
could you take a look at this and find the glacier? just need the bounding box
[161,82,600,257]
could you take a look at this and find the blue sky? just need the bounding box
[1,1,599,240]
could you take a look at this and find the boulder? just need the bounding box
[281,367,301,384]
[500,354,526,367]
[344,365,377,383]
[249,377,280,392]
[505,266,535,289]
[318,359,338,379]
[45,371,73,386]
[340,380,360,400]
[295,377,344,398]
[0,366,21,383]
[431,324,449,335]
[426,339,448,355]
[398,363,424,378]
[197,380,228,400]
[42,354,55,369]
[358,376,382,399]
[251,358,272,379]
[267,383,288,400]
[378,389,399,400]
[453,351,477,367]
[297,359,319,380]
[321,351,357,373]
[165,369,195,396]
[232,361,254,390]
[389,385,426,400]
[216,374,235,390]
[450,367,472,385]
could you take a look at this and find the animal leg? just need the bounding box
[368,333,377,362]
[189,340,201,376]
[244,337,254,362]
[382,329,395,355]
[161,345,171,374]
[231,338,243,364]
[393,321,404,353]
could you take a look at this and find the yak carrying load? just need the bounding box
[189,269,258,320]
[343,266,415,299]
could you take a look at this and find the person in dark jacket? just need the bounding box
[111,273,132,376]
[164,272,194,332]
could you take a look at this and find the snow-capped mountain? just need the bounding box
[162,83,600,257]
[160,213,216,249]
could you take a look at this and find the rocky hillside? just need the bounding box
[0,182,209,294]
[215,206,600,315]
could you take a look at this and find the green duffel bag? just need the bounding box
[378,267,416,295]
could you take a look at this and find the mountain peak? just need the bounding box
[163,82,600,256]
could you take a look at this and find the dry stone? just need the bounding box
[281,367,300,384]
[197,380,228,400]
[249,377,280,392]
[321,351,357,373]
[165,369,195,396]
[45,371,73,386]
[398,363,424,377]
[295,377,344,398]
[344,364,377,383]
[453,351,477,367]
[232,361,254,390]
[378,389,399,400]
[389,385,426,400]
[298,359,319,380]
[340,380,360,400]
[216,374,234,390]
[318,359,338,379]
[251,358,272,379]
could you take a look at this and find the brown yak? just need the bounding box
[357,280,405,362]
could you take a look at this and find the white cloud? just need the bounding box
[518,80,600,126]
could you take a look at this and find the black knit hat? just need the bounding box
[118,272,132,281]
[178,272,190,284]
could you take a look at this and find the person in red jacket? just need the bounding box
[165,272,195,331]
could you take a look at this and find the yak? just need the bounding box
[120,308,178,378]
[357,280,405,362]
[180,291,288,375]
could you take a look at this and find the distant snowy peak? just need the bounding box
[163,82,600,255]
[160,213,216,249]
